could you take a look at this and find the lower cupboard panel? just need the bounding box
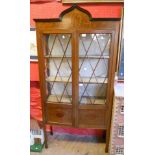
[46,104,72,126]
[78,109,107,129]
[46,104,107,129]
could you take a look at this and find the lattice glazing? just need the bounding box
[79,33,111,105]
[44,34,72,104]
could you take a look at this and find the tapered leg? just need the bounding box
[102,130,106,143]
[50,126,53,135]
[105,145,108,153]
[105,130,109,153]
[43,124,48,148]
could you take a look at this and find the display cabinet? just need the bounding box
[34,5,120,152]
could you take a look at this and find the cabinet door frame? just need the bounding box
[37,29,76,126]
[75,29,116,128]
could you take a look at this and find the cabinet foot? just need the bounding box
[43,124,48,149]
[45,142,48,149]
[105,145,108,153]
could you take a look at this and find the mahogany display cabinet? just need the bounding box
[34,5,120,152]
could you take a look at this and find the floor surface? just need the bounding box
[31,133,109,155]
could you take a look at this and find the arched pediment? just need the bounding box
[59,4,92,21]
[34,4,120,32]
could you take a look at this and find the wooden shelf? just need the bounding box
[47,95,72,103]
[80,97,106,105]
[46,76,108,84]
[80,77,108,84]
[81,55,109,59]
[47,95,106,105]
[44,55,109,59]
[46,76,72,83]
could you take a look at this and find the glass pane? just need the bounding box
[46,34,71,57]
[79,34,110,57]
[44,34,72,104]
[79,33,111,105]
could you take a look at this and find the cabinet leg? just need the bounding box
[102,130,106,143]
[105,130,109,153]
[50,126,53,135]
[43,124,48,149]
[105,145,108,153]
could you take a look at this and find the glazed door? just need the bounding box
[40,31,114,127]
[77,31,114,128]
[43,33,74,126]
